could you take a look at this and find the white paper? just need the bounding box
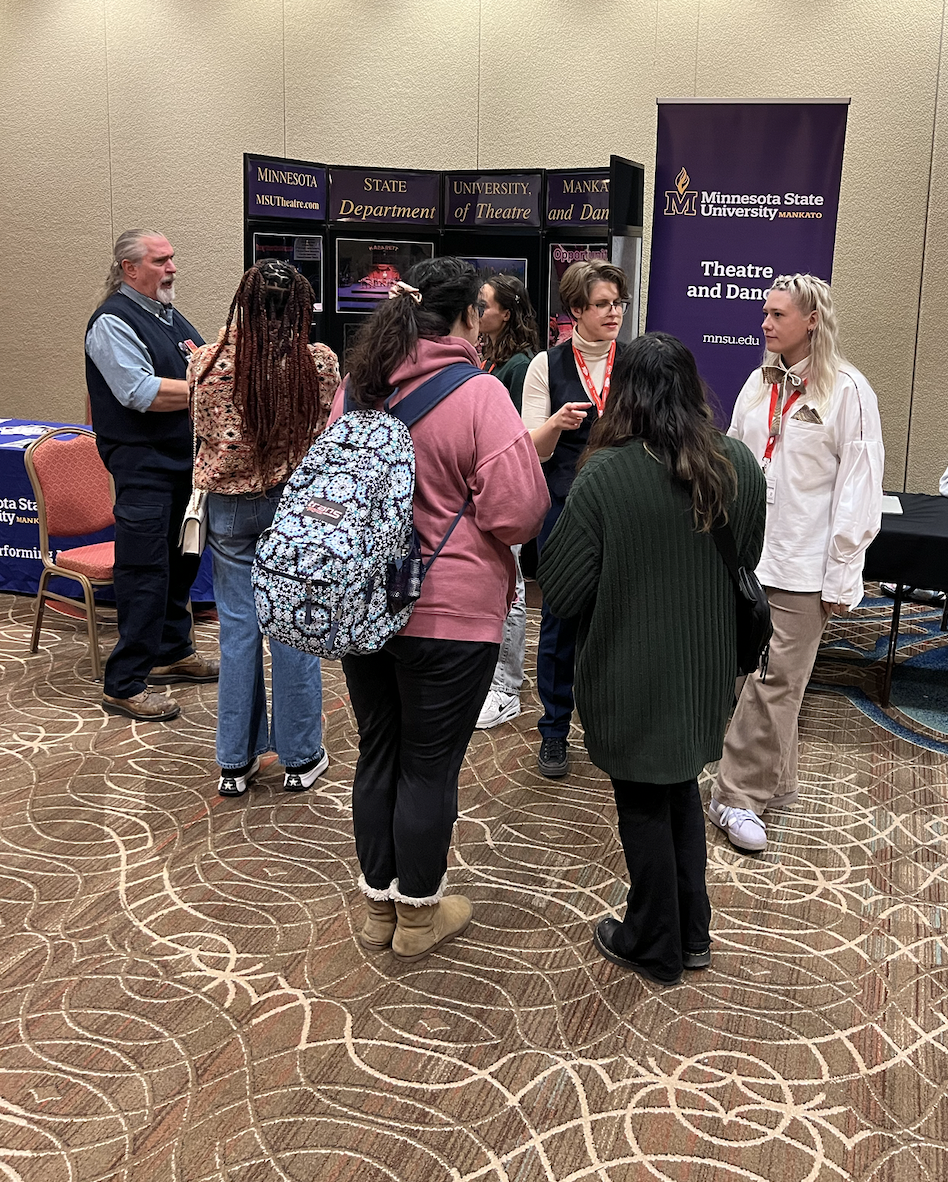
[881,494,903,515]
[0,424,46,436]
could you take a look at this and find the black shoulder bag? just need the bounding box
[710,521,772,678]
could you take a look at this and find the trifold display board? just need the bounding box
[244,153,644,368]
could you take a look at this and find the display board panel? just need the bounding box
[335,238,435,313]
[330,167,440,226]
[444,171,543,229]
[458,256,528,285]
[245,153,327,222]
[546,169,610,229]
[252,233,324,311]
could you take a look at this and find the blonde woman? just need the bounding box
[710,274,884,852]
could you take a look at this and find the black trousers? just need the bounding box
[104,475,200,699]
[609,777,712,981]
[342,635,498,900]
[536,492,578,739]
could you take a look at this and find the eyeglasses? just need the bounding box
[589,299,630,313]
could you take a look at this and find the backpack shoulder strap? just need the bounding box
[386,363,482,428]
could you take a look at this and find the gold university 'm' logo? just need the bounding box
[664,167,698,216]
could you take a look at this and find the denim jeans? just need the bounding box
[208,488,324,771]
[489,544,526,695]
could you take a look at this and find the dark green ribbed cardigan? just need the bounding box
[536,435,765,783]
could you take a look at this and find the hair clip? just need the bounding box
[388,282,422,304]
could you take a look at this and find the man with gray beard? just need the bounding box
[85,229,218,722]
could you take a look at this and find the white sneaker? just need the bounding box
[475,690,521,730]
[218,756,261,798]
[708,798,767,851]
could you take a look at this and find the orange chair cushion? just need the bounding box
[31,434,115,536]
[54,542,114,580]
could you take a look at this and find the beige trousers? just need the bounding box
[715,588,828,814]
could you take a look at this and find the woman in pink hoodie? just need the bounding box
[333,257,550,962]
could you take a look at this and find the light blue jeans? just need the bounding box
[490,544,526,695]
[208,488,324,771]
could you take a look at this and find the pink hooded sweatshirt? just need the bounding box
[329,336,550,643]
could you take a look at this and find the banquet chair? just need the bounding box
[24,427,115,680]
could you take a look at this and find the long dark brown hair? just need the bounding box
[196,262,323,487]
[480,274,539,367]
[345,257,482,409]
[579,332,737,532]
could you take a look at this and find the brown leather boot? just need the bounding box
[147,653,220,684]
[102,689,180,721]
[392,895,473,962]
[358,899,397,951]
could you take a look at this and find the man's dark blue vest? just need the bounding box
[85,293,204,483]
[545,338,629,499]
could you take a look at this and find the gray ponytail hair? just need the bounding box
[99,229,160,305]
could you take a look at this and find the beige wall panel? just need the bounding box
[695,1,943,488]
[284,1,479,169]
[907,6,948,494]
[103,0,285,344]
[0,0,112,423]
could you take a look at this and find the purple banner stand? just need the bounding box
[645,99,849,422]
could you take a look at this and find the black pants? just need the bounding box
[342,635,498,900]
[609,777,712,981]
[104,476,200,699]
[536,492,578,739]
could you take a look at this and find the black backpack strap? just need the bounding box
[710,519,741,588]
[423,491,474,573]
[386,363,482,427]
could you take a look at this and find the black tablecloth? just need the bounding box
[863,492,948,590]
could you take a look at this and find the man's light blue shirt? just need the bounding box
[84,283,177,412]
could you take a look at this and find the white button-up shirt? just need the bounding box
[728,359,885,608]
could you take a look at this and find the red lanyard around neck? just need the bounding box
[572,341,616,415]
[480,360,495,374]
[761,379,805,469]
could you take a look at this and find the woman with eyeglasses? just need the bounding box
[332,257,549,962]
[537,332,765,985]
[709,274,884,853]
[474,273,540,730]
[521,260,631,779]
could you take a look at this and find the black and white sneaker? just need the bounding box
[283,749,330,792]
[218,756,261,797]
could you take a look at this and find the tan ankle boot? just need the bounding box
[392,895,473,962]
[359,898,397,950]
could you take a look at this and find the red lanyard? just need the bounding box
[480,360,495,374]
[761,381,804,469]
[572,341,616,415]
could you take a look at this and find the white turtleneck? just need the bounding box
[521,330,614,457]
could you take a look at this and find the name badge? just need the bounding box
[765,476,776,505]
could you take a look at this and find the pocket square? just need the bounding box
[792,405,823,424]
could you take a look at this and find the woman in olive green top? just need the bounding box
[475,274,540,729]
[537,332,765,986]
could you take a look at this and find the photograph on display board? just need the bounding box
[548,243,608,348]
[252,233,323,311]
[336,239,434,313]
[458,257,528,286]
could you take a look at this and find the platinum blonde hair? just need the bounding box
[99,229,161,305]
[754,273,845,414]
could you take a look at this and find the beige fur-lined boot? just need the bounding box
[359,898,397,951]
[392,895,473,962]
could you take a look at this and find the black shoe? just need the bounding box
[538,736,569,778]
[683,947,712,970]
[593,918,682,986]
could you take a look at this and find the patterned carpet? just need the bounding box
[1,590,946,1182]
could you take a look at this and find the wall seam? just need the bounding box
[694,0,700,94]
[103,0,114,242]
[476,0,482,167]
[906,0,946,490]
[282,0,287,155]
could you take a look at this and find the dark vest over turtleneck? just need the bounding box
[544,337,629,499]
[85,292,204,485]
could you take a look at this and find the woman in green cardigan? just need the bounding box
[537,332,765,986]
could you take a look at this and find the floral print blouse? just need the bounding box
[187,326,340,494]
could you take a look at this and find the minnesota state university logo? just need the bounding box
[664,167,698,216]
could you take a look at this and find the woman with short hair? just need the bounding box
[521,259,631,778]
[709,274,884,852]
[537,332,766,985]
[475,273,540,729]
[189,261,339,797]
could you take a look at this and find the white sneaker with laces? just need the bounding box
[475,690,520,730]
[708,798,767,851]
[283,749,330,792]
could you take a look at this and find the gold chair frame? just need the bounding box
[24,427,115,681]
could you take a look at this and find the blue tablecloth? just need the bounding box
[0,419,214,601]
